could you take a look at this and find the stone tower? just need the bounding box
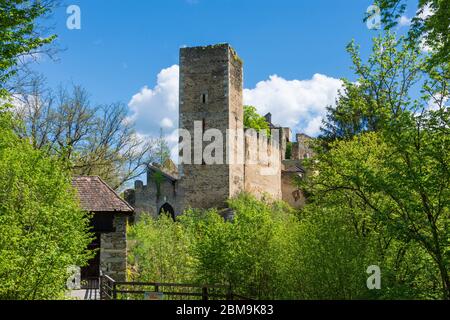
[178,44,244,210]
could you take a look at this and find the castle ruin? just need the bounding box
[125,44,314,219]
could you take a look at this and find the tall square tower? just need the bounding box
[178,44,244,210]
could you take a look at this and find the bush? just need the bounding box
[128,194,300,299]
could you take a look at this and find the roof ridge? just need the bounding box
[147,164,178,182]
[72,176,134,213]
[94,176,134,212]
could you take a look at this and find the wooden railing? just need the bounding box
[99,275,250,300]
[81,277,100,300]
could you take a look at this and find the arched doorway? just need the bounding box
[159,203,175,220]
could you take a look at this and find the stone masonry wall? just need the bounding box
[281,172,306,208]
[228,46,245,199]
[125,178,180,220]
[292,133,314,160]
[179,44,244,210]
[244,130,282,200]
[100,215,128,282]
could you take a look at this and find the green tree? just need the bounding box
[128,194,301,300]
[0,111,93,299]
[304,133,446,299]
[0,0,56,96]
[374,0,449,65]
[320,33,423,144]
[244,105,270,136]
[307,33,450,299]
[127,214,194,284]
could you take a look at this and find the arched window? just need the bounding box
[159,203,175,220]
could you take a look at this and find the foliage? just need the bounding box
[374,0,449,65]
[294,204,375,299]
[0,109,93,300]
[244,105,271,136]
[309,32,450,299]
[0,0,56,96]
[150,170,164,199]
[285,141,292,159]
[13,81,157,190]
[320,33,423,145]
[129,194,298,299]
[304,132,447,299]
[191,195,300,299]
[127,213,195,284]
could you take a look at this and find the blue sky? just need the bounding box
[32,0,419,138]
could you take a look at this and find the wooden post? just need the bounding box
[226,285,233,300]
[202,286,208,301]
[112,282,117,300]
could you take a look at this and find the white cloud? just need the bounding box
[127,65,179,136]
[160,117,174,128]
[398,3,434,29]
[418,3,434,20]
[304,116,323,137]
[427,95,449,111]
[399,15,411,26]
[127,67,342,143]
[420,36,433,53]
[243,74,343,137]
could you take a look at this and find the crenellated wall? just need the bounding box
[125,177,181,220]
[243,129,282,200]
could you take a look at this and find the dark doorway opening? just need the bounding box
[159,203,175,220]
[81,233,100,281]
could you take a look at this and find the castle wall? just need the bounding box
[243,130,282,200]
[281,172,306,208]
[125,178,180,220]
[292,133,314,160]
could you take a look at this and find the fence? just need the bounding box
[99,274,250,300]
[81,277,100,300]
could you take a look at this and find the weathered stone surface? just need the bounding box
[291,133,315,160]
[178,44,245,210]
[100,215,128,282]
[244,130,282,200]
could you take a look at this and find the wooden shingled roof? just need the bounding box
[72,176,134,214]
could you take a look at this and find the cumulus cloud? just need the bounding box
[127,66,342,144]
[127,65,179,136]
[420,36,433,53]
[399,15,411,26]
[427,94,449,111]
[398,3,434,30]
[418,2,434,20]
[243,74,343,137]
